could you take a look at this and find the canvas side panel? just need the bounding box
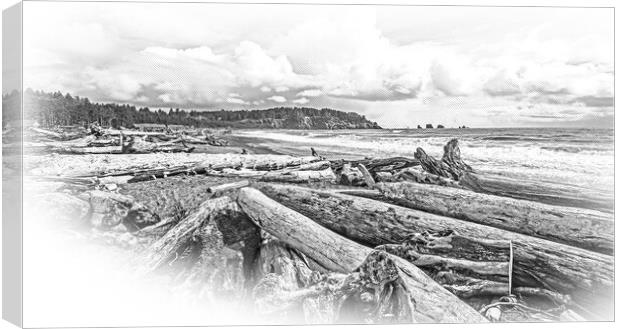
[2,1,23,327]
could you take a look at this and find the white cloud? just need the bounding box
[292,97,309,104]
[226,97,248,105]
[21,2,613,127]
[267,95,287,103]
[297,89,322,97]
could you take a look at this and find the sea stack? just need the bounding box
[426,123,434,129]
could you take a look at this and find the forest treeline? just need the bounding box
[2,89,381,129]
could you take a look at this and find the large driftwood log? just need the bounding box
[141,196,239,273]
[414,139,472,181]
[394,167,461,188]
[259,169,337,184]
[414,147,457,179]
[237,187,371,273]
[122,136,194,154]
[441,139,473,177]
[207,180,251,194]
[377,230,511,299]
[237,187,485,323]
[337,251,487,323]
[29,127,87,141]
[251,237,325,321]
[119,156,324,183]
[460,172,614,212]
[258,184,614,320]
[374,182,614,254]
[331,157,420,173]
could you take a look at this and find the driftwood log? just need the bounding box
[460,172,614,212]
[374,182,614,254]
[415,139,613,212]
[141,196,239,273]
[331,157,420,173]
[237,187,370,273]
[258,184,613,320]
[377,230,511,299]
[237,187,486,323]
[338,250,488,323]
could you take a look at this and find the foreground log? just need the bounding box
[237,187,485,323]
[258,184,614,320]
[374,182,614,254]
[237,187,370,273]
[141,196,238,273]
[338,250,488,323]
[252,237,325,321]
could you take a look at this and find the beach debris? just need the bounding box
[378,230,511,299]
[207,180,251,194]
[373,181,614,254]
[257,183,613,319]
[356,163,375,188]
[21,137,613,323]
[413,139,613,212]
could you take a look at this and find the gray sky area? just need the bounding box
[19,2,613,128]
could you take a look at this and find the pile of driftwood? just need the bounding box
[25,125,230,154]
[32,139,613,323]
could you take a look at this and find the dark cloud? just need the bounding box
[571,96,614,107]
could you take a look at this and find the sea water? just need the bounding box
[233,128,614,193]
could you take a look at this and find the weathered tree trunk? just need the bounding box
[460,172,614,212]
[238,187,486,323]
[357,164,375,187]
[57,146,124,154]
[377,230,511,299]
[141,196,239,273]
[331,157,420,173]
[393,167,461,188]
[337,250,488,323]
[441,138,473,178]
[122,136,194,154]
[374,181,614,254]
[237,187,371,273]
[338,163,364,186]
[414,147,456,179]
[210,156,322,171]
[78,190,159,231]
[259,169,337,184]
[207,180,251,194]
[29,127,86,141]
[258,184,614,320]
[415,139,613,212]
[251,237,325,321]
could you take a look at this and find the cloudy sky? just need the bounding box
[21,2,613,128]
